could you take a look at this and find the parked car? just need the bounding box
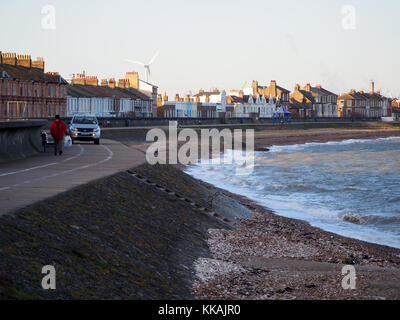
[69,115,101,144]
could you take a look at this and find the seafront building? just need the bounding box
[0,52,68,119]
[250,80,291,109]
[156,93,217,118]
[225,90,278,118]
[290,83,338,118]
[157,87,280,119]
[337,81,390,118]
[67,72,153,118]
[1,50,395,121]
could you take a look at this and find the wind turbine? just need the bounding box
[125,49,160,83]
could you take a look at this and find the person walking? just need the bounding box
[49,115,68,156]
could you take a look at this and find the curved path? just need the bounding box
[0,139,145,215]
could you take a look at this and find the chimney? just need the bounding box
[295,84,300,91]
[252,80,259,95]
[1,52,17,66]
[370,80,375,94]
[118,79,128,88]
[0,51,2,64]
[32,57,44,71]
[163,92,168,101]
[350,89,356,94]
[16,54,32,68]
[239,90,244,98]
[71,71,86,85]
[108,78,116,89]
[316,84,322,89]
[205,95,210,103]
[101,79,108,86]
[175,94,180,101]
[304,83,311,92]
[185,94,190,102]
[199,89,204,94]
[86,76,98,86]
[157,94,163,107]
[125,72,139,89]
[360,90,364,94]
[196,96,200,102]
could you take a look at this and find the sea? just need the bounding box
[185,136,400,249]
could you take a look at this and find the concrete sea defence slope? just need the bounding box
[0,164,246,299]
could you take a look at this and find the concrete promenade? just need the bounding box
[0,139,145,215]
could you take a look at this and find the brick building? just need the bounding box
[290,83,338,118]
[0,52,67,119]
[251,80,290,108]
[337,81,388,118]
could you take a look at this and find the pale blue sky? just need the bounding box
[1,0,399,97]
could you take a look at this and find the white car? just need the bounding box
[69,115,101,145]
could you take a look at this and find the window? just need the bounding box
[346,100,352,107]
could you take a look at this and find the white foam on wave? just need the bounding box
[185,135,400,249]
[266,136,400,154]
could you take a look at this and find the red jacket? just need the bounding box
[50,120,68,140]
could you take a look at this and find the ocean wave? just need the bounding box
[342,186,369,192]
[363,214,400,225]
[266,136,400,154]
[284,183,332,193]
[186,136,400,248]
[388,196,400,203]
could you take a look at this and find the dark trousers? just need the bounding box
[54,139,63,155]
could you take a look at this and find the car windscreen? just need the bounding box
[72,117,98,125]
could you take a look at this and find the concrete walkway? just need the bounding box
[0,139,145,215]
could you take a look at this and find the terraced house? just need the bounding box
[337,81,389,118]
[0,52,67,119]
[67,72,153,117]
[157,93,217,118]
[250,80,291,109]
[290,83,338,118]
[225,90,278,118]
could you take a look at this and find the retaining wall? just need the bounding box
[0,120,47,163]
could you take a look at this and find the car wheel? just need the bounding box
[94,139,100,145]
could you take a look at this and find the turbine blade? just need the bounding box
[148,49,160,65]
[125,59,146,67]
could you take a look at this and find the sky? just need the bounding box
[1,0,399,97]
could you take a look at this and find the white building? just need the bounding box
[67,84,152,118]
[226,92,277,118]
